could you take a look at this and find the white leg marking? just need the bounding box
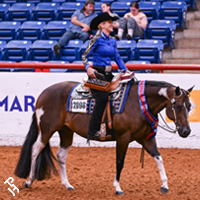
[158,88,169,99]
[113,176,123,194]
[25,133,45,186]
[154,155,168,189]
[57,146,74,190]
[35,107,44,125]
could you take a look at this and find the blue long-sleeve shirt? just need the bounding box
[82,31,128,71]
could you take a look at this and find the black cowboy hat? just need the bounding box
[90,12,119,30]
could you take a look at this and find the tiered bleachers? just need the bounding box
[0,0,198,71]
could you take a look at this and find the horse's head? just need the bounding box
[166,86,194,138]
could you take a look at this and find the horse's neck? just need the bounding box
[145,86,169,116]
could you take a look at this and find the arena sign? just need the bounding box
[0,95,35,112]
[0,72,199,148]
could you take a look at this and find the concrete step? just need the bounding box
[175,39,200,49]
[186,20,200,29]
[163,59,200,64]
[183,29,200,38]
[194,11,200,20]
[172,49,200,59]
[187,12,195,21]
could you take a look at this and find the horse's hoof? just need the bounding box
[23,182,30,188]
[67,187,75,191]
[115,191,124,195]
[160,186,169,194]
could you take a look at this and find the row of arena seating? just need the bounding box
[0,1,187,28]
[0,39,164,63]
[0,19,176,48]
[0,0,196,9]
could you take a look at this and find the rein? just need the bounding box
[156,89,184,134]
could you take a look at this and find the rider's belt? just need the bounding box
[93,65,112,73]
[105,65,112,72]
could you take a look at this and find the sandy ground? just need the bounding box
[0,146,200,200]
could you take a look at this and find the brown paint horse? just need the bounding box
[15,80,193,195]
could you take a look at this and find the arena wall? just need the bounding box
[0,73,199,149]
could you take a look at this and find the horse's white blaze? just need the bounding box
[35,107,44,125]
[113,176,123,193]
[26,132,45,186]
[57,146,74,189]
[158,88,169,99]
[154,155,168,189]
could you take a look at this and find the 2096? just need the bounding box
[72,101,86,109]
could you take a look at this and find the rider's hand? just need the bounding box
[126,70,131,74]
[87,67,97,78]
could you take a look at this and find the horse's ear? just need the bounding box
[175,87,181,96]
[187,85,195,94]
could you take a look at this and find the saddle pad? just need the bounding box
[66,81,131,114]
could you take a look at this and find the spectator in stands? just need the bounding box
[114,1,147,40]
[54,0,97,55]
[101,3,119,29]
[82,12,130,142]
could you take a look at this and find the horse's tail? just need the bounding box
[14,112,58,180]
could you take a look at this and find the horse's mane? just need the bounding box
[133,80,175,88]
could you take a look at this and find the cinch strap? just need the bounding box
[138,80,159,140]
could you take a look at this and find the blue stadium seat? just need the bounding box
[0,40,6,60]
[0,3,10,21]
[139,0,165,3]
[135,39,164,63]
[173,0,197,10]
[126,60,151,73]
[4,40,32,62]
[147,19,176,49]
[0,0,21,4]
[30,40,57,61]
[116,40,136,62]
[160,1,187,29]
[23,0,47,4]
[44,20,70,40]
[48,60,69,72]
[51,0,66,4]
[60,39,83,62]
[57,2,84,20]
[0,21,21,41]
[7,3,35,22]
[19,21,45,41]
[138,2,161,23]
[111,2,131,17]
[94,2,102,15]
[33,3,60,22]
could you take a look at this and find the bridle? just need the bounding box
[157,89,186,134]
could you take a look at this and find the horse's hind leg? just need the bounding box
[24,132,45,187]
[57,125,74,190]
[141,138,168,194]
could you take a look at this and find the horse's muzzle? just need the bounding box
[179,126,191,138]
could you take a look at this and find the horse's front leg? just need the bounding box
[142,138,168,194]
[113,136,129,195]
